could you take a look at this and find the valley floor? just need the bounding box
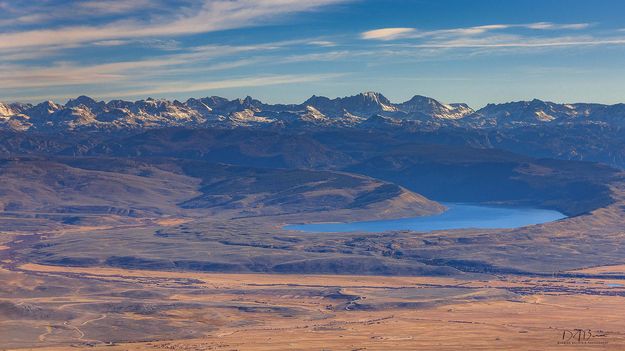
[2,262,625,350]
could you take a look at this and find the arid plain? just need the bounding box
[3,258,625,350]
[3,180,625,350]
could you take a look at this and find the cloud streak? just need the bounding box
[358,22,625,54]
[0,0,165,28]
[361,22,592,41]
[405,37,625,48]
[0,36,358,102]
[0,0,348,51]
[0,40,295,90]
[362,28,416,40]
[6,73,345,102]
[96,73,345,98]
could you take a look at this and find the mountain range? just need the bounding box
[3,92,625,132]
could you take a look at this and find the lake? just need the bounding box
[285,203,566,233]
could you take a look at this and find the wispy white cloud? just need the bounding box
[525,22,591,30]
[96,73,345,98]
[92,40,134,47]
[0,38,339,91]
[407,36,625,48]
[76,0,155,14]
[362,28,416,41]
[0,0,348,51]
[362,22,592,41]
[279,50,354,63]
[93,38,181,50]
[0,0,351,99]
[0,0,165,28]
[308,40,338,47]
[6,73,345,102]
[358,22,625,54]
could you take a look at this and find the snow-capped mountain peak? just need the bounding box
[397,95,474,120]
[2,93,625,132]
[0,102,13,117]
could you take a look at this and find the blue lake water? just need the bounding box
[285,203,566,233]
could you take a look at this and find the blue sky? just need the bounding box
[1,0,625,107]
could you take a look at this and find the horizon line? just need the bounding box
[4,92,625,110]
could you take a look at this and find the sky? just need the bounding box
[2,0,625,108]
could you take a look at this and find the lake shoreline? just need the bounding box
[285,203,567,233]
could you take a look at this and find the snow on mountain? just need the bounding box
[0,102,14,117]
[25,101,62,121]
[469,99,618,127]
[49,106,99,130]
[397,95,474,120]
[360,114,402,128]
[227,109,275,126]
[8,103,33,115]
[300,105,329,123]
[304,92,398,118]
[194,96,230,110]
[0,102,33,131]
[0,114,31,131]
[185,98,214,118]
[3,93,625,132]
[361,91,398,112]
[65,95,102,110]
[448,103,474,118]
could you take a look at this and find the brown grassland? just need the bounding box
[1,260,625,350]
